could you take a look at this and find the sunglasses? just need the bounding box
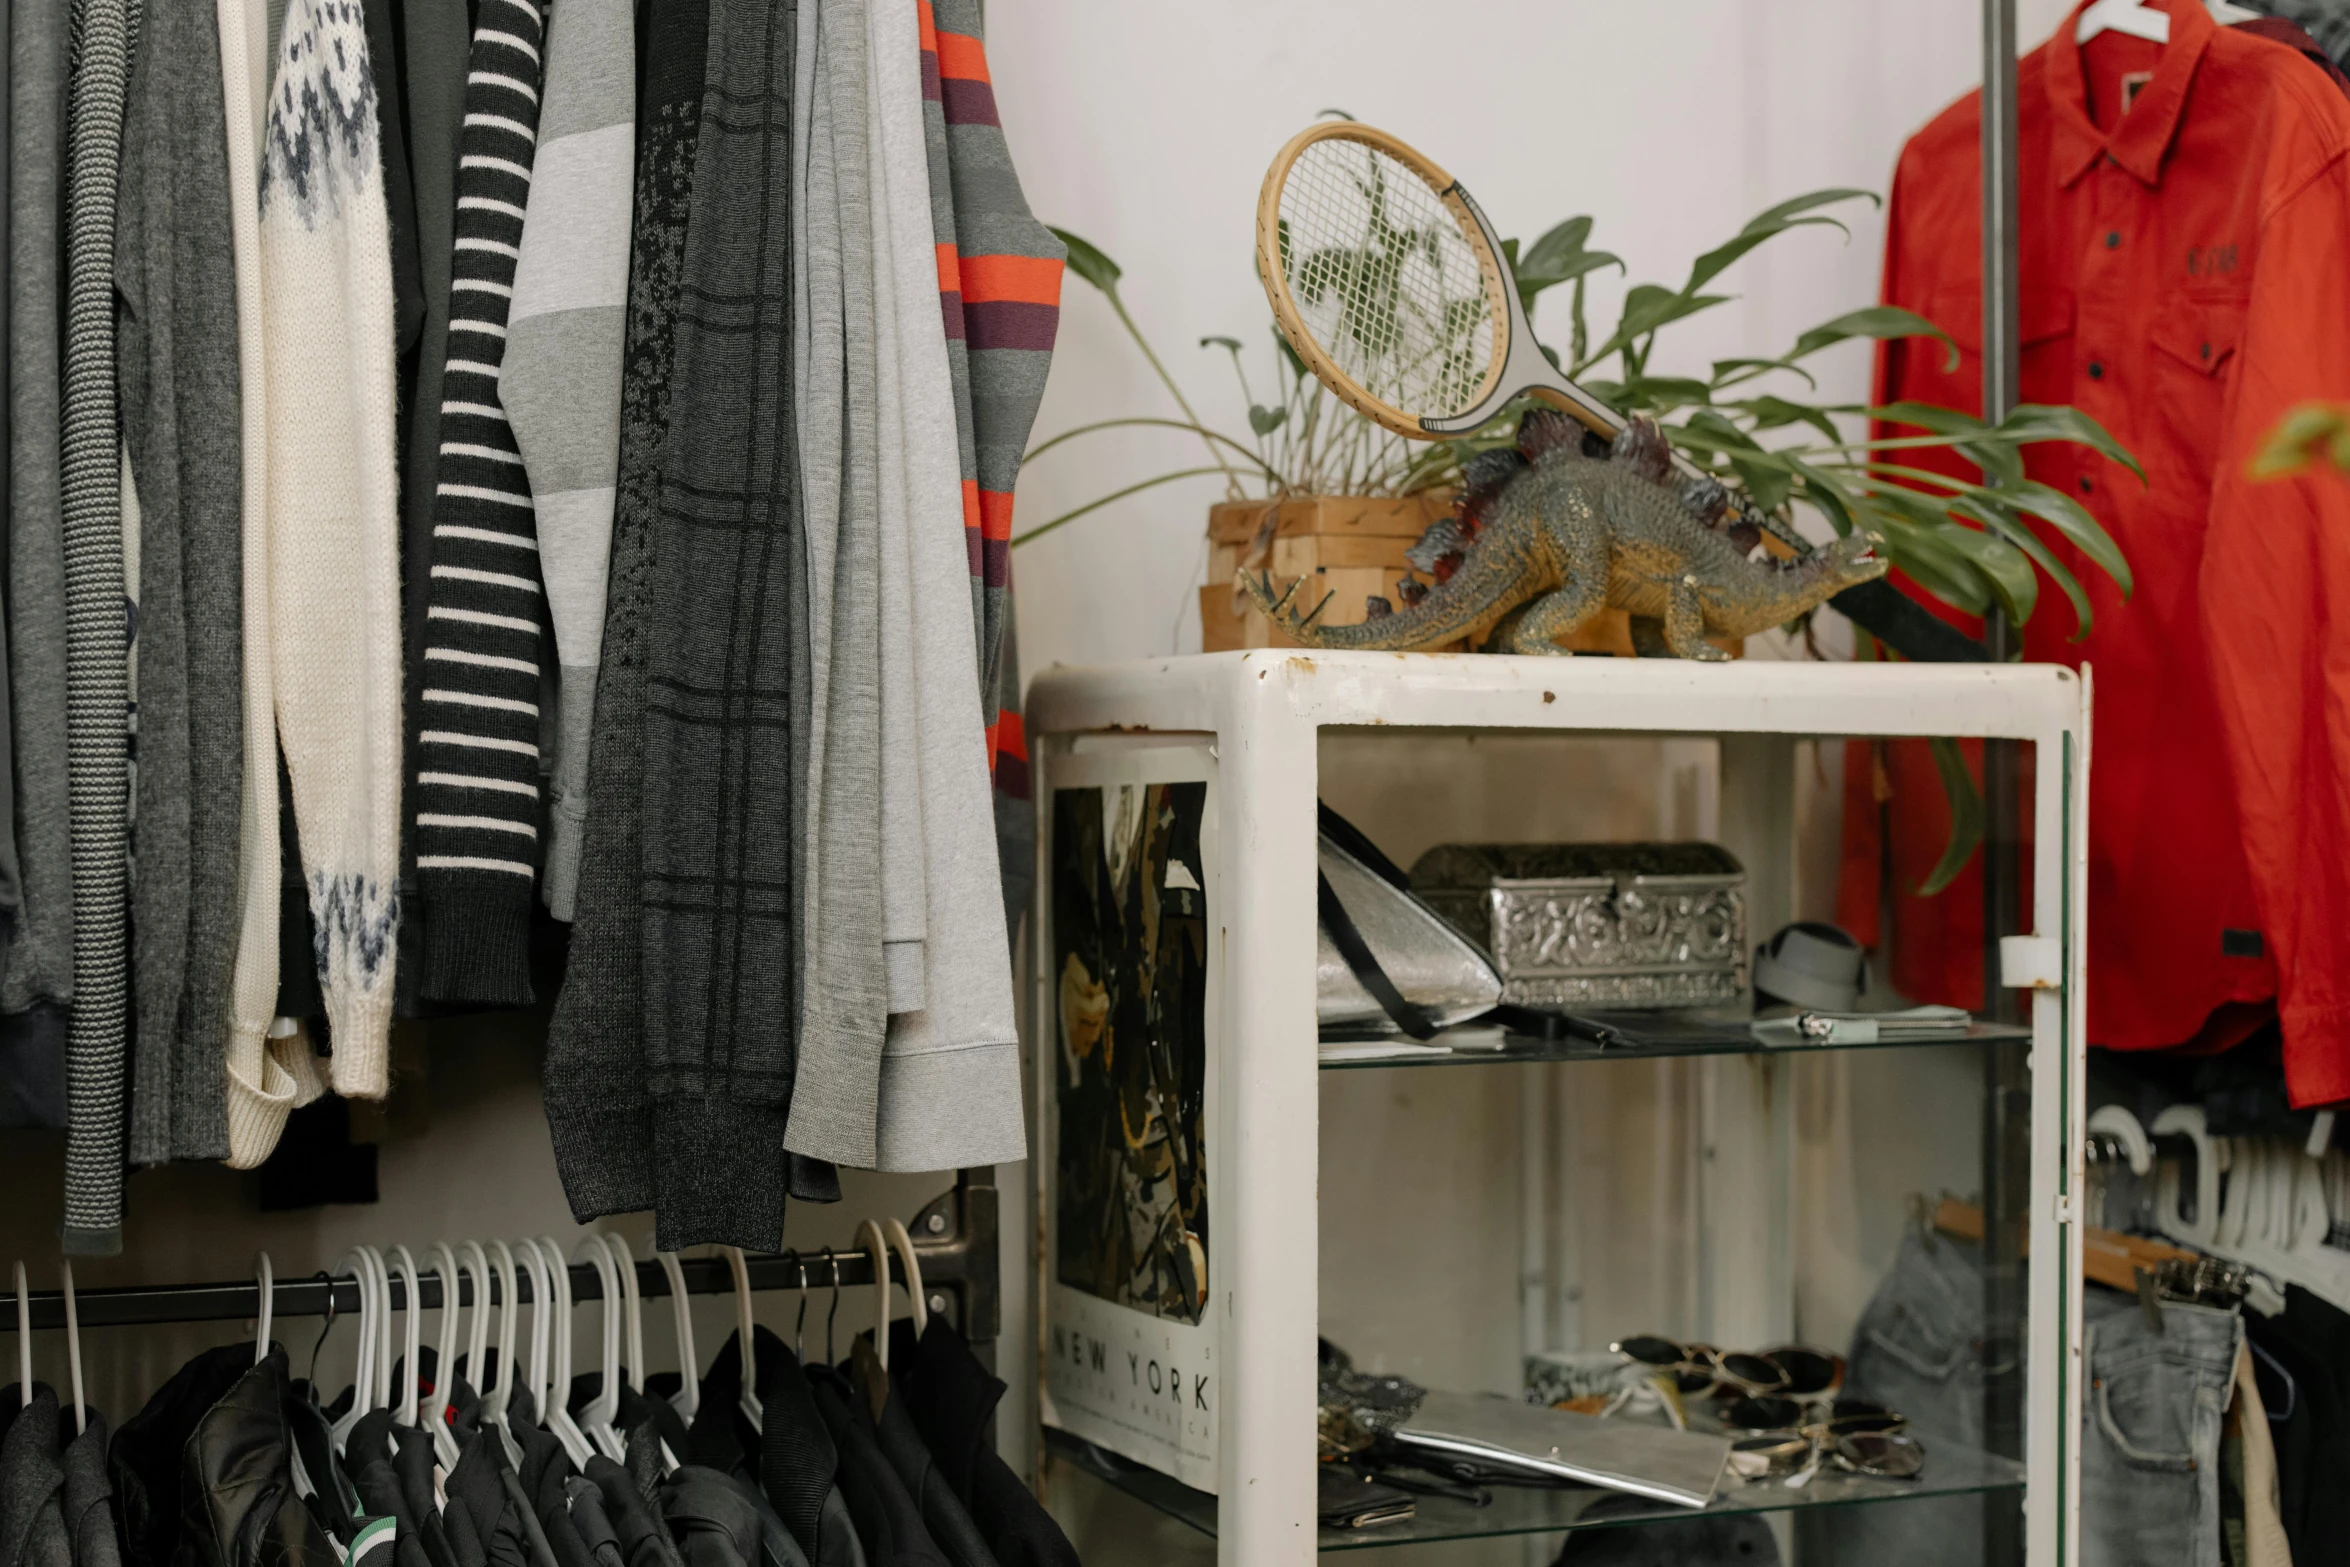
[1728,1428,1926,1484]
[1722,1395,1904,1438]
[1613,1338,1845,1400]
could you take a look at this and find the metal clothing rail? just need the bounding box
[13,1169,999,1348]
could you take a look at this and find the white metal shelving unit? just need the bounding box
[1028,649,2090,1566]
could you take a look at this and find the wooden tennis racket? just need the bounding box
[1256,121,1629,444]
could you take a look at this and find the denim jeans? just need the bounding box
[1807,1231,2241,1567]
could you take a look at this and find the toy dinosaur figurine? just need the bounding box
[1243,413,1889,660]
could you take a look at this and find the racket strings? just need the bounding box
[1276,140,1497,419]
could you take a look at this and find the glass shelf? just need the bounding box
[1317,1015,2033,1069]
[1044,1425,2027,1551]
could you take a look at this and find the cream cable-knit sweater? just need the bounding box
[219,0,324,1167]
[259,0,403,1096]
[221,0,402,1163]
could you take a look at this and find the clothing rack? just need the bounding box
[13,1169,1000,1356]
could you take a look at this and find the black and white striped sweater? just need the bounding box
[415,0,547,1004]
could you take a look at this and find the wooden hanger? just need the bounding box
[1932,1196,2200,1294]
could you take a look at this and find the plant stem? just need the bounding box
[1026,417,1280,475]
[1104,289,1245,497]
[1011,465,1233,548]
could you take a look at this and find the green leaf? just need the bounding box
[2252,400,2350,478]
[1788,305,1959,372]
[2004,479,2134,594]
[1579,286,1733,371]
[1786,457,1867,537]
[1994,404,2146,480]
[1870,401,1988,436]
[1950,493,2097,639]
[1917,736,1985,896]
[1050,227,1123,296]
[1520,216,1594,276]
[1199,335,1242,352]
[1733,396,1842,445]
[1712,356,1819,391]
[1248,404,1288,436]
[1745,187,1882,229]
[1935,522,2039,624]
[1862,498,1993,616]
[1616,375,1713,413]
[1678,189,1878,296]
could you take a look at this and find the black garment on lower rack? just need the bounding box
[682,1329,857,1567]
[886,1321,1077,1567]
[56,1407,115,1567]
[177,1351,338,1566]
[347,1409,434,1567]
[0,1382,69,1567]
[853,1347,994,1567]
[661,1466,802,1567]
[578,1456,681,1567]
[806,1367,946,1567]
[109,1341,253,1567]
[2247,1284,2350,1565]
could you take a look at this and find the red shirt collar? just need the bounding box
[2047,0,2217,187]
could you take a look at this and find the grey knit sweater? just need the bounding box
[115,0,242,1165]
[636,0,807,1248]
[4,0,71,1020]
[61,0,138,1254]
[544,0,712,1227]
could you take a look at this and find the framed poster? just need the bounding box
[1036,740,1220,1491]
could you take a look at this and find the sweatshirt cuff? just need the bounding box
[420,880,537,1006]
[871,1040,1028,1172]
[885,938,926,1013]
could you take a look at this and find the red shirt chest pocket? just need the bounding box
[2146,292,2245,486]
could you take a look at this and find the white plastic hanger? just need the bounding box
[327,1249,381,1453]
[365,1247,397,1425]
[882,1217,929,1339]
[2152,1105,2225,1250]
[602,1236,645,1399]
[60,1264,85,1437]
[535,1236,597,1467]
[480,1239,523,1467]
[386,1246,425,1429]
[572,1237,627,1461]
[2081,0,2260,44]
[12,1262,30,1398]
[424,1243,465,1468]
[854,1220,895,1371]
[458,1240,492,1396]
[656,1250,699,1423]
[723,1246,763,1424]
[2078,0,2172,42]
[513,1239,554,1425]
[253,1252,276,1366]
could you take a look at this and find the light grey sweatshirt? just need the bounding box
[866,0,1021,1171]
[780,0,889,1165]
[503,0,633,922]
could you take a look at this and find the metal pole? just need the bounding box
[1980,4,2029,1565]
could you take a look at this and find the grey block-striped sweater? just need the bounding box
[413,0,547,1005]
[502,0,632,924]
[60,0,139,1255]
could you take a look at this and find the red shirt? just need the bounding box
[1838,0,2350,1105]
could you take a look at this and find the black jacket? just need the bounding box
[110,1343,254,1567]
[176,1350,340,1566]
[687,1332,859,1567]
[804,1370,945,1567]
[888,1322,1077,1567]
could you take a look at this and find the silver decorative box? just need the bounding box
[1408,843,1747,1010]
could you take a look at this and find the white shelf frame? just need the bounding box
[1029,650,2091,1566]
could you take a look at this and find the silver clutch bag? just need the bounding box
[1317,806,1502,1036]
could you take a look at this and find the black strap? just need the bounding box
[1318,870,1441,1041]
[1831,580,1989,663]
[1318,802,1413,891]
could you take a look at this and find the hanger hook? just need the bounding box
[822,1245,841,1366]
[307,1270,338,1387]
[792,1250,809,1363]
